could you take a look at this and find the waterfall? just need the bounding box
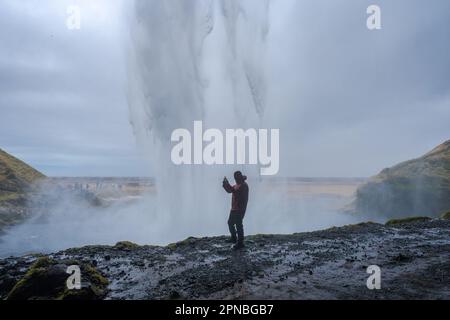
[127,0,271,237]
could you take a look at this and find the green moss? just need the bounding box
[247,234,275,240]
[32,256,53,268]
[56,264,109,300]
[0,148,46,232]
[0,192,21,202]
[0,148,45,184]
[385,216,431,226]
[6,256,108,300]
[167,243,177,250]
[114,241,140,250]
[345,221,378,228]
[167,237,198,250]
[6,257,57,300]
[441,211,450,220]
[84,264,109,287]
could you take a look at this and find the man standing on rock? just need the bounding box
[223,171,249,250]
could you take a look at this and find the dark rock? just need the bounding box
[392,254,413,263]
[6,256,108,300]
[169,290,181,299]
[2,218,450,300]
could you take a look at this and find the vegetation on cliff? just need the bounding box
[0,148,46,231]
[353,140,450,219]
[0,148,45,198]
[6,256,108,300]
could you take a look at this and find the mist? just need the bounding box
[0,178,365,258]
[1,0,450,257]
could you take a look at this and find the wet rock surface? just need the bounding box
[1,219,450,300]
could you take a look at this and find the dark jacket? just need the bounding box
[223,180,249,213]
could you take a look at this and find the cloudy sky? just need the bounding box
[0,0,449,177]
[0,0,147,176]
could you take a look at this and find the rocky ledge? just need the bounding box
[1,217,450,300]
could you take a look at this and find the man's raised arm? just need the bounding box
[222,179,235,193]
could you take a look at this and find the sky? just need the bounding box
[266,0,450,177]
[0,0,449,177]
[0,0,146,176]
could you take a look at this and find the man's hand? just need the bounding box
[222,177,233,193]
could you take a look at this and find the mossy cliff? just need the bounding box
[353,140,450,218]
[0,148,46,232]
[0,148,45,199]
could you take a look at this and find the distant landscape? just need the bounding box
[2,139,449,248]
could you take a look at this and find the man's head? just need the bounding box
[234,171,247,184]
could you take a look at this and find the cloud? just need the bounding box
[0,0,147,176]
[265,0,450,176]
[0,0,449,177]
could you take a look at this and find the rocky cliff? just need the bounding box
[0,149,45,231]
[0,148,44,194]
[353,140,450,219]
[1,217,449,300]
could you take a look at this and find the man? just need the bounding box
[222,171,249,250]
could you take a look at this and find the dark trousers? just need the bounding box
[228,210,245,244]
